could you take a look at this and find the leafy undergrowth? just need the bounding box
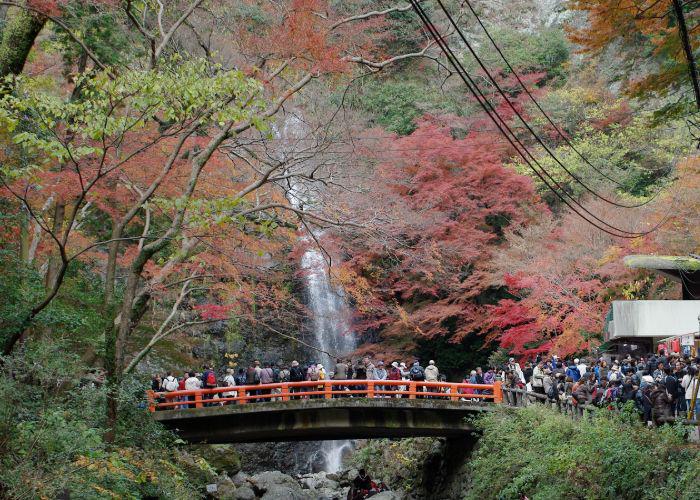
[467,405,700,500]
[0,341,212,499]
[349,437,440,493]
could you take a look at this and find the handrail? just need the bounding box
[148,379,503,411]
[502,387,700,425]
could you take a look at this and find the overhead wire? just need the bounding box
[435,0,655,210]
[408,0,660,238]
[460,0,643,192]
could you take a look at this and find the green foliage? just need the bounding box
[511,89,689,204]
[0,58,267,179]
[467,405,700,500]
[349,437,439,492]
[0,340,207,498]
[354,80,425,135]
[0,250,45,348]
[48,2,139,71]
[467,27,570,81]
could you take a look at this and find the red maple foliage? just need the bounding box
[337,115,544,352]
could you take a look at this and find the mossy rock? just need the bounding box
[190,444,242,474]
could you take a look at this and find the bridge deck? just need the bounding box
[152,398,492,443]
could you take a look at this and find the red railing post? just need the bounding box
[147,390,156,412]
[450,383,459,401]
[281,383,289,401]
[408,381,416,399]
[239,387,247,404]
[493,381,503,404]
[194,390,202,408]
[324,380,332,399]
[367,381,375,399]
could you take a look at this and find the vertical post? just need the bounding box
[194,390,202,408]
[408,382,416,399]
[239,388,247,404]
[281,383,289,402]
[147,390,156,412]
[324,380,332,399]
[493,381,503,404]
[450,383,459,401]
[368,381,375,399]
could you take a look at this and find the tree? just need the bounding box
[336,115,544,354]
[567,0,700,117]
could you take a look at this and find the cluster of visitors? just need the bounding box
[152,349,700,426]
[151,357,453,406]
[498,350,700,425]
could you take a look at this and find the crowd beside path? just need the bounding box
[501,350,700,425]
[150,349,700,425]
[150,357,491,407]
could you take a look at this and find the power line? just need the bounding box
[408,0,661,238]
[436,0,653,210]
[460,0,638,191]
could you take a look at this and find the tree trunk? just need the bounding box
[104,220,121,306]
[44,201,65,291]
[0,7,46,78]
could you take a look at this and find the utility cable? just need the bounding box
[408,0,662,238]
[460,0,663,205]
[436,0,653,209]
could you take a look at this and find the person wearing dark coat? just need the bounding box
[650,384,672,426]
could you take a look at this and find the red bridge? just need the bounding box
[148,380,502,443]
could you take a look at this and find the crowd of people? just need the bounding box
[150,350,700,425]
[499,350,700,425]
[151,357,458,407]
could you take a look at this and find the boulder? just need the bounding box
[213,477,237,499]
[232,471,250,486]
[260,485,307,500]
[298,472,339,491]
[249,470,299,491]
[371,491,401,500]
[232,485,256,500]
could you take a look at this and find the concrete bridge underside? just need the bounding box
[152,398,489,443]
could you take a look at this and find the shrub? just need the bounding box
[467,405,700,500]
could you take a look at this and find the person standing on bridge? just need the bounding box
[374,361,388,398]
[424,360,439,397]
[388,362,402,397]
[222,368,237,404]
[184,371,200,408]
[245,362,261,402]
[259,362,274,402]
[289,360,304,399]
[333,358,349,398]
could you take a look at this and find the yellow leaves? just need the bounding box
[597,245,622,266]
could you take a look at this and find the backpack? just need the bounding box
[547,384,557,400]
[272,367,280,383]
[290,366,304,382]
[309,366,320,381]
[164,376,178,392]
[409,366,424,381]
[206,371,216,387]
[246,367,260,385]
[388,368,402,380]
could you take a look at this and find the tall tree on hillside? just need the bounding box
[568,0,700,117]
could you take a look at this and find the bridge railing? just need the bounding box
[147,379,503,411]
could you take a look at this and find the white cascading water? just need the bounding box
[300,241,356,472]
[277,114,356,472]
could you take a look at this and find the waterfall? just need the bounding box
[277,114,356,472]
[300,240,356,472]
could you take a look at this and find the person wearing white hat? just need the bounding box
[424,359,439,382]
[387,361,402,397]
